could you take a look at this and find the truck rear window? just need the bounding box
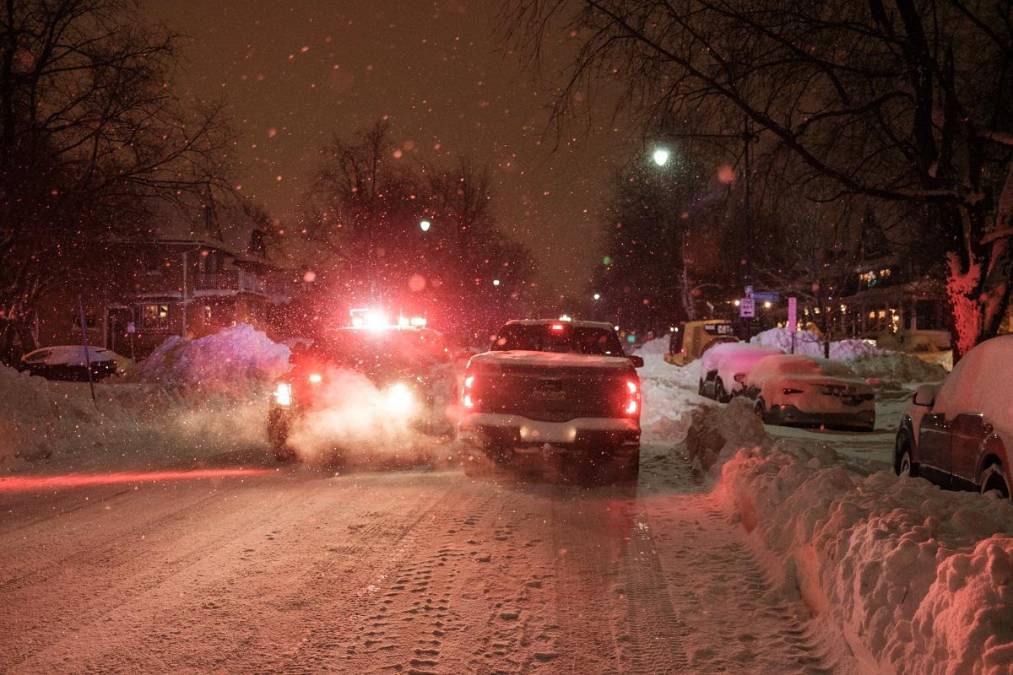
[491,324,625,356]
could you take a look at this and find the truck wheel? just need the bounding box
[615,447,640,484]
[268,411,295,462]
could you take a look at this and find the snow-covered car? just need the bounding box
[267,325,456,461]
[458,319,643,481]
[19,345,120,381]
[894,334,1012,500]
[698,343,782,402]
[744,354,876,431]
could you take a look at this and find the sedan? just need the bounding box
[19,345,120,381]
[745,354,876,431]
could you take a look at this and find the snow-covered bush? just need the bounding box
[706,405,1013,674]
[132,323,290,394]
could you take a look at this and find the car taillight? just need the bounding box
[624,378,641,416]
[782,387,804,395]
[274,382,293,406]
[462,373,476,409]
[308,372,323,384]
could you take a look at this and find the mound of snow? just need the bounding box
[633,336,670,356]
[684,397,770,476]
[847,353,948,384]
[750,328,882,361]
[704,400,1013,674]
[0,359,271,472]
[133,324,290,393]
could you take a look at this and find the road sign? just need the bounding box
[126,321,136,334]
[739,296,755,318]
[787,297,798,332]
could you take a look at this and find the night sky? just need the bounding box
[146,0,637,297]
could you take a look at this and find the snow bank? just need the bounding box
[847,353,948,384]
[750,328,881,361]
[697,403,1013,674]
[0,364,270,473]
[632,335,670,355]
[132,324,290,393]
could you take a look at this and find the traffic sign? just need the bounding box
[739,296,755,318]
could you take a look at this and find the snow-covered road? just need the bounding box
[0,444,842,674]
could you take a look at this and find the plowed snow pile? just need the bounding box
[132,324,290,393]
[0,324,287,472]
[691,403,1013,674]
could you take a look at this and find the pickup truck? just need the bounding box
[458,319,644,482]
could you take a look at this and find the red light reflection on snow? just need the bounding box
[0,468,270,493]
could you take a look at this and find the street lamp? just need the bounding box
[419,219,431,232]
[651,147,671,167]
[593,292,601,301]
[492,279,501,287]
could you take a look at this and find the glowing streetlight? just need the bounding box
[651,147,671,167]
[492,279,501,287]
[419,219,431,232]
[593,292,601,301]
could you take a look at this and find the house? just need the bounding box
[34,236,287,358]
[29,197,301,358]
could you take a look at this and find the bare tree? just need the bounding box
[0,0,230,362]
[509,0,1013,357]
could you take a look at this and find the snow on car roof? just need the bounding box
[933,334,1013,437]
[22,345,115,365]
[701,343,782,372]
[505,319,616,329]
[747,353,856,383]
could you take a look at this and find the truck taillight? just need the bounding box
[274,382,293,407]
[462,373,476,409]
[624,378,641,416]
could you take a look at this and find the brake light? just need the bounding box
[463,373,476,409]
[551,323,565,332]
[274,382,293,407]
[308,372,323,384]
[624,378,641,416]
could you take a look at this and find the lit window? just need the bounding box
[142,304,171,330]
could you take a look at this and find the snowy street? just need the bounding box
[0,443,837,674]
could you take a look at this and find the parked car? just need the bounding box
[698,343,782,402]
[19,345,120,381]
[665,319,738,366]
[894,335,1012,500]
[744,354,876,431]
[458,319,643,482]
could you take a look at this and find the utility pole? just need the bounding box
[742,117,755,339]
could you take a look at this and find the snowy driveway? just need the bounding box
[0,445,842,674]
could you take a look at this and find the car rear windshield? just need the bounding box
[491,324,625,356]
